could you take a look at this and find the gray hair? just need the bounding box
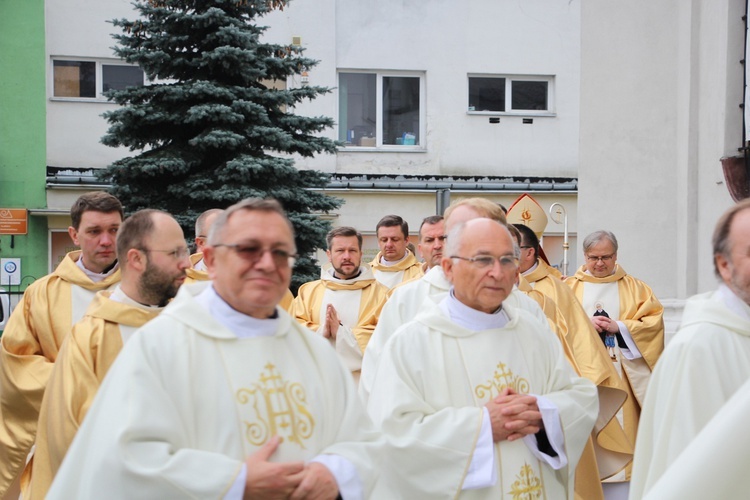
[195,209,224,237]
[208,198,295,248]
[583,230,619,254]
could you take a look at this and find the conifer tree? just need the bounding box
[100,0,341,291]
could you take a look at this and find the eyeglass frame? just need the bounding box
[138,246,191,260]
[449,254,519,269]
[212,243,298,268]
[585,253,616,263]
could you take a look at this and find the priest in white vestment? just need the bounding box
[48,199,381,499]
[360,199,553,403]
[630,199,750,499]
[368,218,598,499]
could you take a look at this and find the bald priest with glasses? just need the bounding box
[48,199,381,500]
[565,230,664,499]
[367,218,597,499]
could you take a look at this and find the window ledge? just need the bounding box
[49,97,114,103]
[338,146,427,153]
[467,111,556,118]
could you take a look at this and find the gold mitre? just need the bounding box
[506,193,548,238]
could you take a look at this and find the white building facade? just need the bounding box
[42,0,749,335]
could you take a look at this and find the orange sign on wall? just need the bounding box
[0,209,28,235]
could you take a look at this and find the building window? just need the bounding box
[52,59,145,99]
[338,71,425,148]
[468,75,553,114]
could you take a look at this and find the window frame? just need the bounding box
[467,74,555,117]
[50,57,145,102]
[337,70,426,151]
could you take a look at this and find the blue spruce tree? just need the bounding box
[100,0,341,291]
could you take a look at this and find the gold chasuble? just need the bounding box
[368,300,598,499]
[46,283,381,498]
[291,266,388,379]
[369,250,424,289]
[0,251,120,496]
[185,252,209,284]
[565,265,663,481]
[526,260,632,473]
[22,291,161,499]
[186,253,294,311]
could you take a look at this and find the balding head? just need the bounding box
[444,198,507,232]
[443,218,518,313]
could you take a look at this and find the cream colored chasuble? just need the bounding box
[368,298,597,499]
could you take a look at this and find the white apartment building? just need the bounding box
[43,0,750,335]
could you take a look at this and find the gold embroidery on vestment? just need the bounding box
[509,462,543,499]
[236,362,314,448]
[475,362,530,399]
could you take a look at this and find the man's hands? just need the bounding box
[485,388,543,443]
[322,304,341,340]
[244,436,304,499]
[591,315,619,334]
[243,436,339,500]
[290,462,339,500]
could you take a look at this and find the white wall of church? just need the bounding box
[579,0,744,335]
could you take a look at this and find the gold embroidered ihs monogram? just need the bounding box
[236,362,315,448]
[509,463,543,499]
[475,362,530,400]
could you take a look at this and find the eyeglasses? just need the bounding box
[450,254,518,269]
[213,243,298,268]
[139,247,190,260]
[586,254,615,263]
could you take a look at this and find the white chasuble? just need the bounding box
[47,283,382,499]
[368,300,597,499]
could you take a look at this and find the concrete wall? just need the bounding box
[580,0,745,338]
[265,0,581,178]
[46,0,142,168]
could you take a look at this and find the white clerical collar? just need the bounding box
[439,288,509,331]
[380,252,409,267]
[716,284,750,321]
[76,256,119,283]
[194,284,279,339]
[193,258,207,271]
[110,285,163,310]
[522,261,538,276]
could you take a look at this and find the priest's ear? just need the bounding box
[126,248,148,273]
[442,255,455,283]
[203,245,217,280]
[715,253,733,286]
[67,225,80,246]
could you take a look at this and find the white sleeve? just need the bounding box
[616,320,643,360]
[224,464,247,500]
[462,408,497,490]
[310,454,363,500]
[522,395,568,470]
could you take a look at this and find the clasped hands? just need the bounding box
[243,436,339,500]
[485,387,543,443]
[322,304,341,340]
[591,315,619,334]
